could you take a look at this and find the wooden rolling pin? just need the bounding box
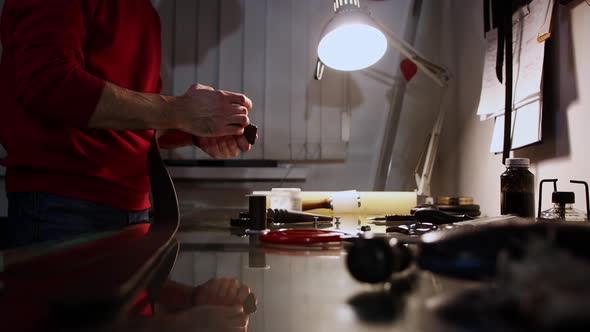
[302,198,332,211]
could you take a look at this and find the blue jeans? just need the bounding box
[3,192,150,249]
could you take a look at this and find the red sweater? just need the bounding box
[0,0,162,210]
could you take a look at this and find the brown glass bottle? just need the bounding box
[501,158,535,217]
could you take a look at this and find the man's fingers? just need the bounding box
[204,138,223,158]
[223,278,240,305]
[216,278,231,302]
[228,114,249,127]
[223,91,253,109]
[195,83,214,91]
[224,137,240,157]
[237,284,251,304]
[226,312,248,327]
[223,124,245,136]
[224,104,248,116]
[234,135,251,153]
[217,136,236,158]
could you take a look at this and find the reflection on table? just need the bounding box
[172,209,466,332]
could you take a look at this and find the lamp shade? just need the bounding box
[317,10,387,71]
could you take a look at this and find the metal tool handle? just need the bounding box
[570,180,590,221]
[301,199,332,211]
[267,209,332,223]
[538,179,558,218]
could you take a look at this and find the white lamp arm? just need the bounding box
[371,16,450,87]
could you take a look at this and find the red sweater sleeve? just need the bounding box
[3,0,105,127]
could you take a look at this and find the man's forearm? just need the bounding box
[88,81,179,131]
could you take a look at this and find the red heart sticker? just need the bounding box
[400,58,417,81]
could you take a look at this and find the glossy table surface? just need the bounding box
[170,209,478,332]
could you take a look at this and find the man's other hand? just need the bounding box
[193,135,251,158]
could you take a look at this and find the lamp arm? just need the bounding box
[371,17,450,87]
[415,99,447,199]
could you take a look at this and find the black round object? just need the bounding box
[346,238,411,284]
[360,225,371,232]
[552,191,575,204]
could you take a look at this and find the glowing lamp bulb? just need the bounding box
[318,23,387,71]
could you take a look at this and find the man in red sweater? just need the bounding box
[0,0,251,238]
[0,0,254,330]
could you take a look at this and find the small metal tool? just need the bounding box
[369,209,472,227]
[231,209,332,228]
[367,214,415,221]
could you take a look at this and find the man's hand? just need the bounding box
[174,84,252,137]
[90,81,253,141]
[157,130,254,158]
[192,278,256,311]
[193,135,251,158]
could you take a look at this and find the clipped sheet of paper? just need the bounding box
[478,0,550,120]
[490,100,543,153]
[477,0,552,152]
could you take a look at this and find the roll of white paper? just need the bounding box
[270,188,302,211]
[330,190,360,213]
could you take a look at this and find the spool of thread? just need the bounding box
[248,195,267,231]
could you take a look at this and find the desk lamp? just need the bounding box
[314,0,450,201]
[315,0,449,86]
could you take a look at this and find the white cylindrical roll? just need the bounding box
[270,188,302,211]
[330,190,360,213]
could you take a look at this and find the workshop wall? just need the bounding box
[433,1,590,217]
[151,0,448,202]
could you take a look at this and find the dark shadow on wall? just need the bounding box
[307,70,364,112]
[515,5,577,161]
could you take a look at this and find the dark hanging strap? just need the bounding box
[492,0,504,83]
[483,0,490,36]
[502,2,514,164]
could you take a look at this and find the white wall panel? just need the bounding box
[242,0,267,159]
[305,0,327,160]
[219,0,244,97]
[170,0,198,160]
[320,62,347,160]
[264,0,292,160]
[219,0,244,160]
[289,0,309,160]
[194,1,221,160]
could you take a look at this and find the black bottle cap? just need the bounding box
[552,191,575,204]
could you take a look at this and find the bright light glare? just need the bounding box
[318,24,387,71]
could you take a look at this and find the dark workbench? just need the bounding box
[171,208,479,332]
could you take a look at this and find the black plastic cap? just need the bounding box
[552,191,575,204]
[346,238,411,284]
[347,238,393,283]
